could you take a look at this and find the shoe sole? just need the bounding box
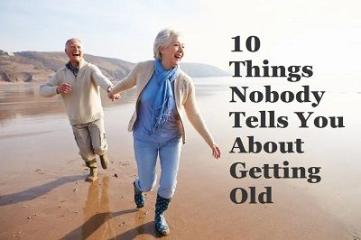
[100,156,109,169]
[155,228,170,236]
[85,176,98,182]
[100,160,108,169]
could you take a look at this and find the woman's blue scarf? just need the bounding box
[151,59,179,134]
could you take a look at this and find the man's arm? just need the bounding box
[91,65,113,91]
[39,73,60,97]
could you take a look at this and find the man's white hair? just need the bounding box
[65,38,82,49]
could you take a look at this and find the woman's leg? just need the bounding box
[154,137,182,236]
[133,137,158,192]
[158,137,182,199]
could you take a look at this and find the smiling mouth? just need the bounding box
[72,53,81,57]
[174,54,183,59]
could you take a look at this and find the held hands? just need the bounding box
[107,90,121,102]
[211,144,221,159]
[56,83,72,94]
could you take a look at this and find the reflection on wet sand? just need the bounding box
[82,176,113,239]
[65,176,159,240]
[0,83,137,123]
[0,83,64,123]
[0,81,223,123]
[114,211,157,240]
[62,177,137,240]
[134,210,147,236]
[1,80,360,239]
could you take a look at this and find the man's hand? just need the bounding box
[56,83,72,94]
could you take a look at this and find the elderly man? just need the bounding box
[40,38,119,182]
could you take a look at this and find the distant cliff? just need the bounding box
[0,50,229,83]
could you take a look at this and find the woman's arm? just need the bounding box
[183,80,221,159]
[110,63,139,94]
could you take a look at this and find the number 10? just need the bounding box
[232,36,261,52]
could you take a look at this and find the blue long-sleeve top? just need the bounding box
[133,73,181,142]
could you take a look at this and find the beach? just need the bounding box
[0,79,360,240]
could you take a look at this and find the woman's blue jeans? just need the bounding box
[133,136,182,199]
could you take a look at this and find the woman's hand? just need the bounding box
[211,144,221,159]
[107,91,120,101]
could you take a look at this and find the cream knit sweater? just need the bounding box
[40,61,113,125]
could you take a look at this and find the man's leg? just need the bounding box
[89,118,109,169]
[72,123,98,181]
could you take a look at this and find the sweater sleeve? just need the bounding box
[111,63,139,94]
[91,65,113,90]
[183,79,215,147]
[39,73,59,97]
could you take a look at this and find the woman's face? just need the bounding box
[160,36,185,69]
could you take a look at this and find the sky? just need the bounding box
[1,0,361,89]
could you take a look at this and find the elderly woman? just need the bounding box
[109,28,220,236]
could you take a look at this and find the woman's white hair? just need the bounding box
[153,28,181,59]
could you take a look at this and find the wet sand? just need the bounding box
[0,81,360,239]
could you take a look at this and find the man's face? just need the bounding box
[65,40,83,64]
